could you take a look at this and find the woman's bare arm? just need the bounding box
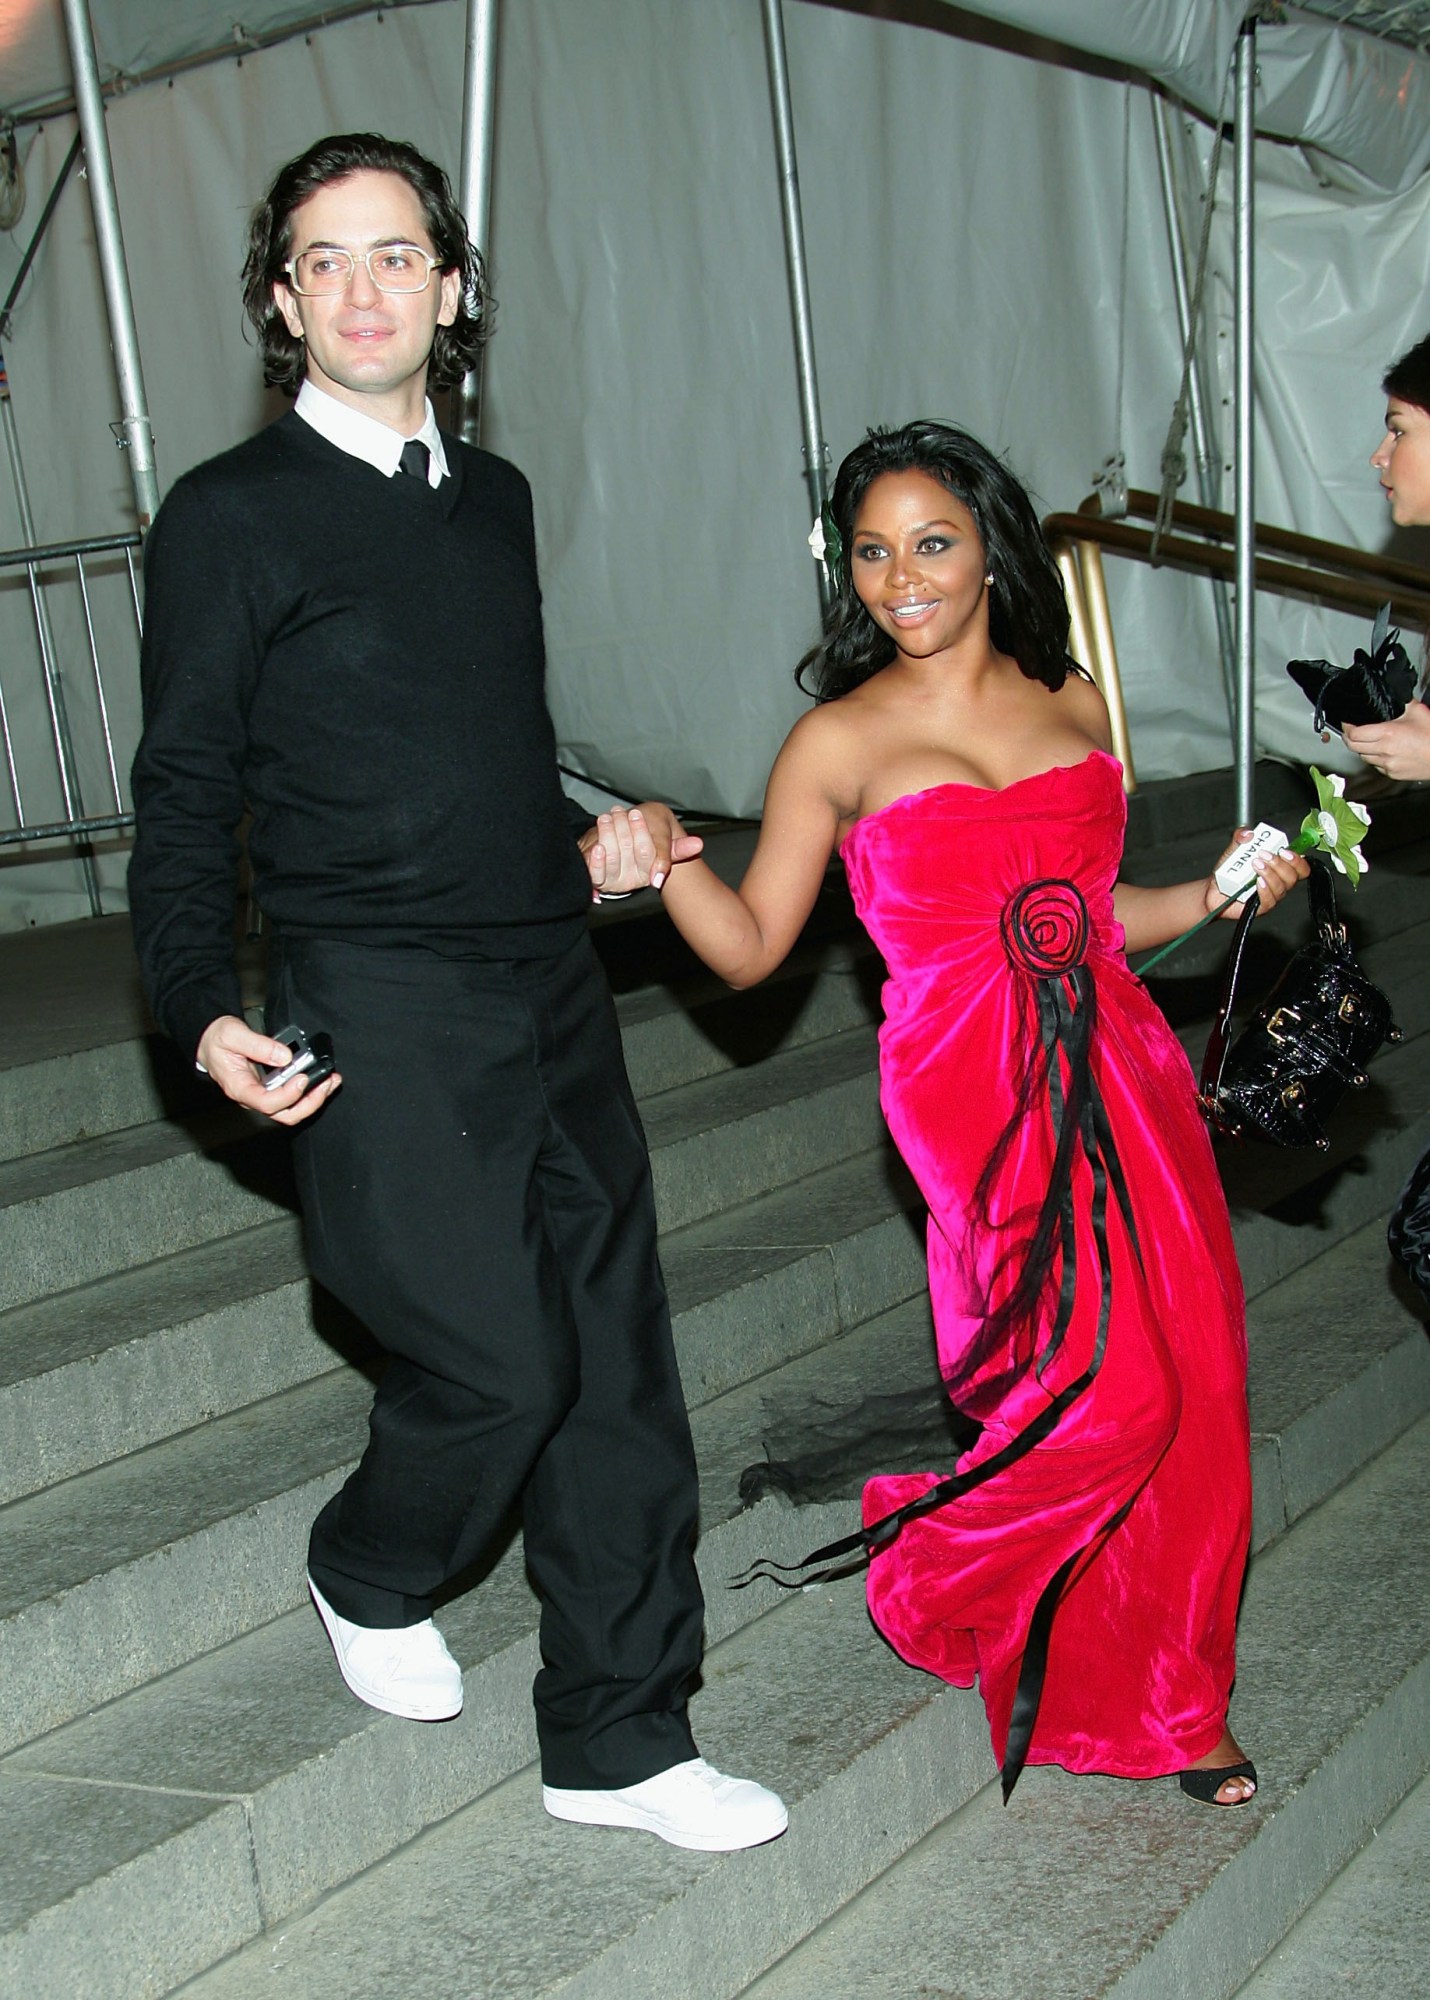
[1114,837,1309,954]
[656,713,850,988]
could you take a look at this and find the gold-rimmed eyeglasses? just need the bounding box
[284,244,443,297]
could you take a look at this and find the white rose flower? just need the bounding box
[808,515,826,563]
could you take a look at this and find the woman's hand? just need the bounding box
[579,804,704,900]
[1343,705,1430,782]
[1205,830,1310,920]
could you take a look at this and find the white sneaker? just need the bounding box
[543,1756,788,1851]
[308,1575,463,1721]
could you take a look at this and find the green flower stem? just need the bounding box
[1132,830,1321,978]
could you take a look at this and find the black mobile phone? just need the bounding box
[261,1025,336,1092]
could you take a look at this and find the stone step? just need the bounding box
[1,995,1420,1750]
[0,1116,292,1314]
[685,1212,1430,1571]
[616,939,879,1101]
[0,1366,365,1755]
[1243,1215,1430,1552]
[644,1022,883,1233]
[1140,840,1430,1008]
[4,896,1422,1499]
[0,1029,205,1169]
[0,1141,924,1505]
[1152,914,1430,1303]
[0,797,1420,1171]
[0,1144,926,1748]
[1234,1769,1430,1998]
[0,933,881,1167]
[1122,763,1427,861]
[1223,1025,1430,1303]
[0,1013,884,1315]
[140,1372,1430,2000]
[741,1409,1430,2000]
[0,1212,1422,1997]
[0,1217,331,1506]
[0,1496,875,2000]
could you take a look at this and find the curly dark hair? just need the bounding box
[241,132,491,396]
[797,421,1073,702]
[1383,330,1430,414]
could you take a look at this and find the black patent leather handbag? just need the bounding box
[1198,860,1399,1151]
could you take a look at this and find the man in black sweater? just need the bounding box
[129,133,785,1853]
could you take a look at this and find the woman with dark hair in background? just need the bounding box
[597,421,1306,1804]
[1345,330,1430,779]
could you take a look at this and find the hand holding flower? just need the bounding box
[1137,769,1370,975]
[1203,833,1309,920]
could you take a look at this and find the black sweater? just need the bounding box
[129,412,589,1060]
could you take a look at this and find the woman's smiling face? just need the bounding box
[850,469,990,661]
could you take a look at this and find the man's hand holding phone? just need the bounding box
[196,1015,341,1125]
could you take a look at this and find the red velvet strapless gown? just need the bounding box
[843,751,1250,1778]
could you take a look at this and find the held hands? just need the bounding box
[195,1015,341,1126]
[580,803,705,901]
[1206,830,1310,920]
[1343,704,1430,782]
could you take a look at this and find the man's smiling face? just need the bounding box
[273,168,460,427]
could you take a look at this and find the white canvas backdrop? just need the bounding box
[0,0,1427,927]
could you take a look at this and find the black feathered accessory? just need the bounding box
[1286,603,1418,735]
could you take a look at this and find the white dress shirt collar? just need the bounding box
[295,379,449,487]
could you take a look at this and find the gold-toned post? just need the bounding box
[1075,540,1136,791]
[1051,534,1135,793]
[1052,537,1097,683]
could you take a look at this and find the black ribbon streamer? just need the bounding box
[731,880,1142,1802]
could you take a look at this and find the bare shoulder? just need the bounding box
[774,699,865,816]
[1052,666,1113,750]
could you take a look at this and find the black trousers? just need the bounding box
[274,932,704,1789]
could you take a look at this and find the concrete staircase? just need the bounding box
[0,766,1426,1999]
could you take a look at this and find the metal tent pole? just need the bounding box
[59,0,159,529]
[760,0,832,614]
[453,0,499,447]
[1151,94,1237,721]
[1232,20,1257,828]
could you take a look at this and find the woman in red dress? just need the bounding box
[603,422,1306,1805]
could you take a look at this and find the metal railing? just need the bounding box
[0,527,143,914]
[1044,487,1430,797]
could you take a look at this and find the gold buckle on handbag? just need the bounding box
[1266,1006,1301,1045]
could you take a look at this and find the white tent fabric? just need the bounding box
[943,1,1430,192]
[6,2,1430,192]
[0,1,441,112]
[0,0,1428,926]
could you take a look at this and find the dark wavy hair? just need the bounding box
[1384,331,1430,414]
[241,132,491,397]
[797,421,1073,702]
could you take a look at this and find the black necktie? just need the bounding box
[398,439,431,485]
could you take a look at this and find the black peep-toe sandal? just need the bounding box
[1178,1759,1258,1806]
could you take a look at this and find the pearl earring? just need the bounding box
[984,572,994,587]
